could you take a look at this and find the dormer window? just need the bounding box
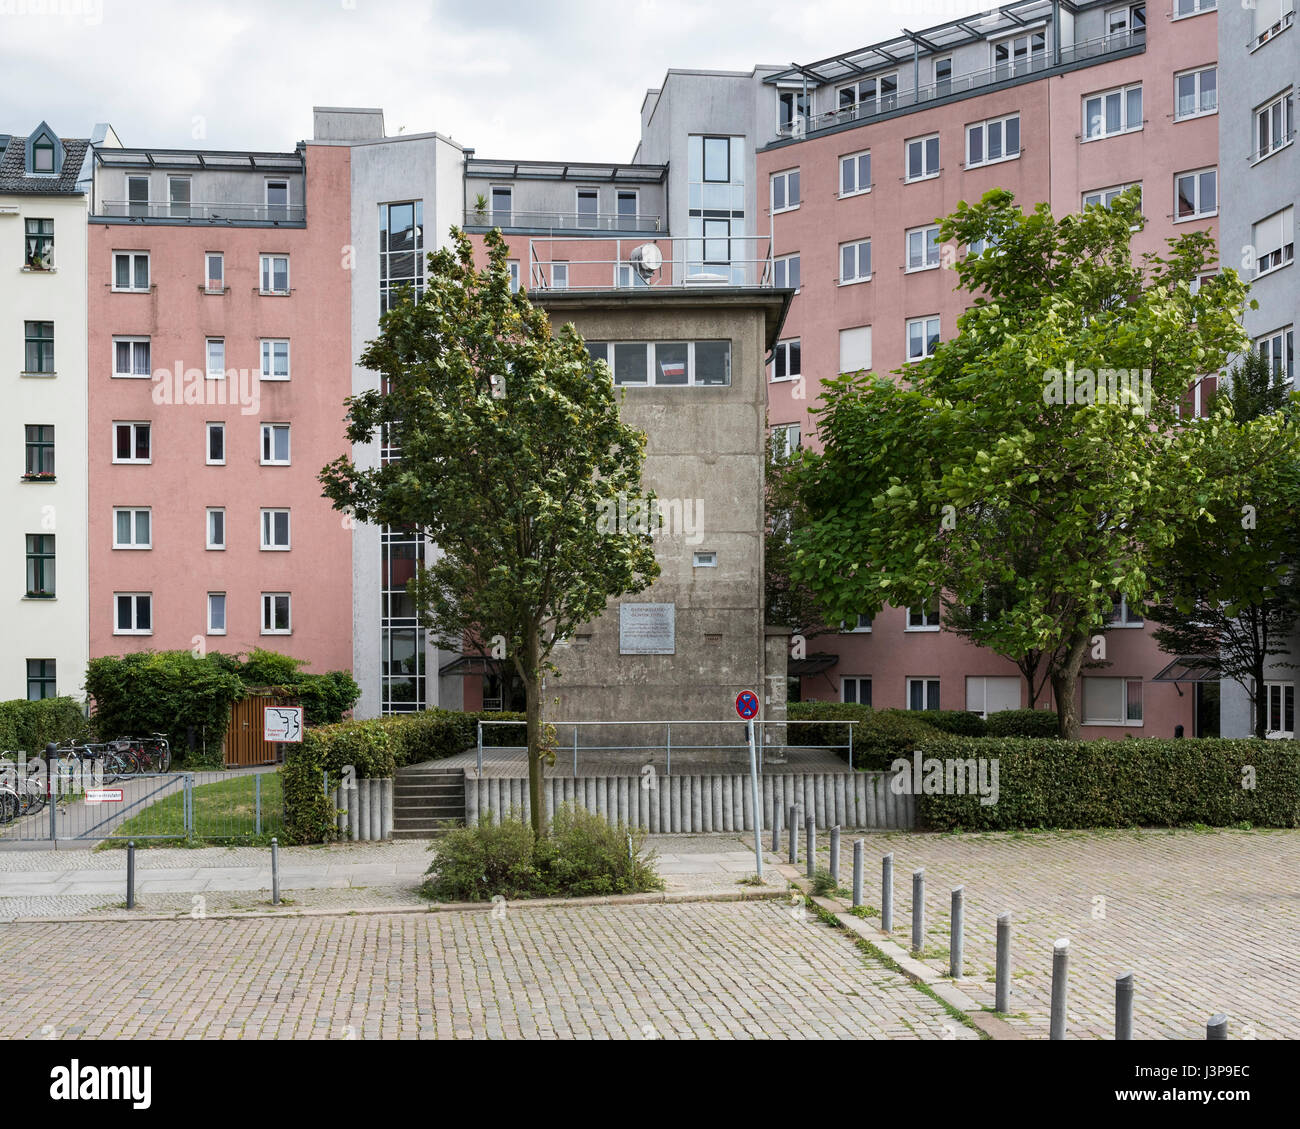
[32,140,54,173]
[25,124,63,177]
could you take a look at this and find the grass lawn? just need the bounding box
[103,773,284,848]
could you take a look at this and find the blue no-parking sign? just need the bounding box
[735,690,759,720]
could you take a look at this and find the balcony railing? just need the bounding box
[97,200,306,223]
[464,209,662,234]
[1250,8,1294,51]
[773,29,1144,143]
[526,234,775,291]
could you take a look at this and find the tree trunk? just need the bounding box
[1251,661,1268,740]
[522,624,546,837]
[1051,632,1091,739]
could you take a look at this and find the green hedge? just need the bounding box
[786,702,946,770]
[280,709,526,844]
[914,737,1300,830]
[0,697,90,753]
[916,710,988,737]
[985,708,1060,738]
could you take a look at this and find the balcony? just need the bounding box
[96,201,306,224]
[525,234,776,291]
[464,209,662,235]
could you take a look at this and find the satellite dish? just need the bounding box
[629,243,663,280]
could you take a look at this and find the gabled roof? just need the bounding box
[0,132,90,195]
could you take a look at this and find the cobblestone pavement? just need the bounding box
[0,902,976,1040]
[820,827,1300,1040]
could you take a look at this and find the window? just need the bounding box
[773,253,800,291]
[490,185,512,225]
[206,422,225,465]
[205,252,224,292]
[260,509,291,550]
[25,534,55,597]
[126,176,149,218]
[1082,183,1142,212]
[113,422,151,464]
[265,180,289,219]
[380,201,424,313]
[966,676,1020,718]
[771,339,801,382]
[113,251,149,292]
[1173,0,1214,15]
[207,593,227,635]
[771,169,800,213]
[113,508,151,549]
[576,189,598,228]
[206,507,226,550]
[24,425,54,477]
[1257,328,1295,385]
[1082,677,1143,725]
[968,233,1001,258]
[842,677,873,706]
[839,326,872,374]
[839,150,871,197]
[24,218,53,269]
[1252,0,1295,49]
[779,89,807,132]
[1083,83,1143,140]
[934,57,952,96]
[550,262,569,289]
[1105,594,1144,626]
[1106,3,1146,36]
[1254,207,1295,275]
[1255,90,1294,161]
[205,338,225,380]
[845,614,872,633]
[261,423,290,465]
[261,593,291,635]
[168,176,191,218]
[966,113,1020,168]
[906,316,940,362]
[837,73,897,118]
[702,136,731,182]
[992,30,1045,78]
[616,190,639,224]
[1175,67,1217,121]
[507,260,520,293]
[1175,168,1217,220]
[905,134,940,182]
[26,659,56,701]
[32,137,55,174]
[616,261,651,288]
[1264,681,1294,737]
[693,551,718,568]
[906,225,941,272]
[260,339,290,380]
[260,254,289,295]
[772,423,801,457]
[591,341,730,387]
[907,599,940,630]
[840,238,871,284]
[114,593,152,635]
[112,337,151,379]
[907,678,941,711]
[24,321,54,374]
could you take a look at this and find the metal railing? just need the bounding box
[1250,8,1294,51]
[526,233,775,290]
[464,209,662,234]
[97,200,306,223]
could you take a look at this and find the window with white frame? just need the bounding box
[778,89,807,132]
[1104,593,1144,626]
[1083,83,1143,140]
[1082,182,1142,213]
[908,598,940,630]
[1174,67,1217,121]
[1105,3,1146,37]
[771,339,801,382]
[114,593,153,635]
[773,253,800,290]
[906,316,940,362]
[839,326,871,374]
[207,593,227,635]
[113,507,151,549]
[1263,680,1294,736]
[771,168,800,213]
[113,422,151,464]
[992,30,1045,78]
[261,423,290,465]
[112,251,149,292]
[576,189,598,227]
[844,614,872,632]
[1175,168,1217,221]
[616,190,639,224]
[965,675,1020,718]
[693,551,717,568]
[907,678,941,711]
[840,238,871,283]
[1252,0,1295,49]
[259,254,289,295]
[260,509,291,551]
[205,252,224,292]
[587,340,731,387]
[1253,207,1295,275]
[772,422,801,457]
[966,113,1020,168]
[261,593,291,635]
[112,337,151,379]
[1082,676,1143,724]
[842,677,872,705]
[206,422,225,465]
[206,507,226,550]
[550,262,568,289]
[260,339,290,380]
[1257,327,1295,385]
[205,338,225,380]
[839,150,871,197]
[968,232,1002,257]
[905,134,940,182]
[507,260,520,293]
[906,225,941,272]
[1173,0,1215,16]
[1255,90,1294,162]
[838,74,897,118]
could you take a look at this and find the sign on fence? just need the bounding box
[263,706,304,743]
[85,788,124,804]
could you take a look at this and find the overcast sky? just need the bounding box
[1,0,992,159]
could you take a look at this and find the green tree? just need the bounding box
[320,229,659,833]
[765,433,832,646]
[790,188,1254,737]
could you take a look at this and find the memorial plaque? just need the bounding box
[619,602,676,654]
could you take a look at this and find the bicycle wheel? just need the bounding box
[0,789,19,824]
[97,752,122,786]
[157,740,172,772]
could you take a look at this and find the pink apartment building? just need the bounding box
[87,139,354,672]
[758,0,1220,736]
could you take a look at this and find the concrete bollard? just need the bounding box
[805,817,815,879]
[788,806,797,865]
[995,912,1012,1014]
[1206,1013,1228,1040]
[772,804,781,853]
[358,777,371,842]
[1115,972,1134,1040]
[852,840,864,908]
[911,869,924,952]
[271,836,280,906]
[349,777,360,842]
[1050,938,1070,1040]
[829,826,841,887]
[126,841,136,909]
[381,778,394,840]
[881,853,894,932]
[950,887,964,979]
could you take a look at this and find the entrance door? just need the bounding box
[1194,681,1220,738]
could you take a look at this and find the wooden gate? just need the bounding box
[225,694,298,767]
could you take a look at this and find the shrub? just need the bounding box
[985,708,1060,739]
[919,710,988,737]
[915,736,1300,831]
[811,867,838,896]
[534,805,663,897]
[422,817,540,900]
[0,696,89,753]
[786,701,944,770]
